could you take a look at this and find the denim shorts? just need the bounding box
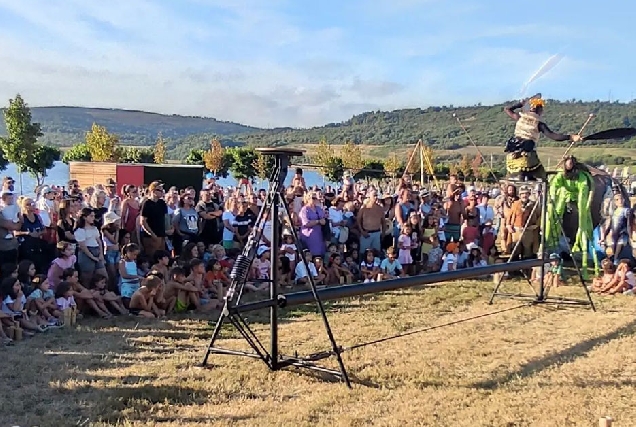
[105,249,120,266]
[78,246,105,271]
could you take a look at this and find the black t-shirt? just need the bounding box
[57,218,76,243]
[232,213,252,238]
[141,198,168,237]
[93,207,108,230]
[196,201,221,237]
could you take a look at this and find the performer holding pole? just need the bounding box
[503,96,582,181]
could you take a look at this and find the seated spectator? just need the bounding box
[119,243,143,304]
[325,253,353,285]
[47,241,77,291]
[425,235,443,272]
[1,276,44,336]
[90,274,127,315]
[129,275,164,318]
[295,250,321,286]
[591,258,616,293]
[380,246,405,279]
[26,275,62,327]
[360,249,381,283]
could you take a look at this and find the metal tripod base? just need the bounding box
[200,148,352,388]
[489,177,595,312]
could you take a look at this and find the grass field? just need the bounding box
[293,143,636,167]
[2,276,636,426]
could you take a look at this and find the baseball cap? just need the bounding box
[148,181,164,191]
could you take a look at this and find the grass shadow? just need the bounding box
[474,318,636,390]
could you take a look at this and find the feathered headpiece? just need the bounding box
[529,98,546,110]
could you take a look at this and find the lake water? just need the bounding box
[6,161,335,195]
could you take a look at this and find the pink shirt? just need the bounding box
[47,255,77,289]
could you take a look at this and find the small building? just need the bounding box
[69,162,205,195]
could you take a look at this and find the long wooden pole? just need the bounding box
[555,113,595,170]
[402,140,420,179]
[419,140,424,185]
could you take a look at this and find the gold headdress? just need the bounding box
[529,98,545,109]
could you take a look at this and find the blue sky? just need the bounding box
[0,0,632,128]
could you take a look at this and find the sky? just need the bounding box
[0,0,633,128]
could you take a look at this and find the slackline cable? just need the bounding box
[342,303,529,352]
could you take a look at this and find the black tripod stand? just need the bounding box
[200,148,351,387]
[489,177,595,310]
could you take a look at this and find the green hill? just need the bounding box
[0,106,258,147]
[3,100,636,162]
[220,99,636,152]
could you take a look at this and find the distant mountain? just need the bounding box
[0,106,258,147]
[218,99,636,152]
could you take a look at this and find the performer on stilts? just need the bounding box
[503,97,582,181]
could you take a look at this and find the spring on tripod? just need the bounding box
[230,254,251,280]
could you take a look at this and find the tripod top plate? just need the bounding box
[256,147,305,157]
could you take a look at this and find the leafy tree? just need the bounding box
[227,147,257,179]
[62,143,92,163]
[25,145,61,186]
[355,160,385,180]
[204,139,225,174]
[0,94,42,174]
[253,153,275,180]
[458,155,471,179]
[153,132,166,164]
[471,155,483,179]
[117,146,154,164]
[341,141,364,172]
[323,156,345,183]
[313,137,334,166]
[383,153,402,178]
[185,149,204,165]
[86,123,119,162]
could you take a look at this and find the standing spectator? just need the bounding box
[357,191,386,255]
[140,181,168,257]
[75,208,107,286]
[172,194,200,256]
[0,191,20,265]
[120,185,141,244]
[56,199,76,246]
[103,178,121,215]
[478,194,495,228]
[299,192,326,257]
[90,190,109,230]
[36,186,59,265]
[221,198,237,250]
[17,197,46,273]
[196,189,223,247]
[232,201,253,249]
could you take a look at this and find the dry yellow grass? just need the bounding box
[2,277,636,426]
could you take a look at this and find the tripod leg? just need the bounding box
[201,307,229,367]
[279,200,352,387]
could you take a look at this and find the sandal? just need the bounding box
[2,337,13,346]
[37,324,48,332]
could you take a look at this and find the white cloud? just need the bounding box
[0,0,596,128]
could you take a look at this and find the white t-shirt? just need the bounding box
[281,243,297,262]
[2,294,26,315]
[295,261,318,282]
[74,226,101,247]
[440,253,456,272]
[437,217,446,242]
[56,296,77,310]
[328,207,344,228]
[222,211,236,241]
[1,204,19,239]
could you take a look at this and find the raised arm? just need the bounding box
[504,100,524,121]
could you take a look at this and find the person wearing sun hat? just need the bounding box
[503,95,582,181]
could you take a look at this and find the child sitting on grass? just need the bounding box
[1,276,46,336]
[63,268,111,319]
[90,274,128,315]
[188,259,221,309]
[425,235,444,272]
[164,266,207,313]
[205,259,230,301]
[295,250,321,287]
[325,253,353,285]
[54,281,77,314]
[47,241,77,290]
[591,258,617,294]
[380,246,405,280]
[360,249,381,283]
[26,275,62,327]
[129,275,164,318]
[150,250,171,285]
